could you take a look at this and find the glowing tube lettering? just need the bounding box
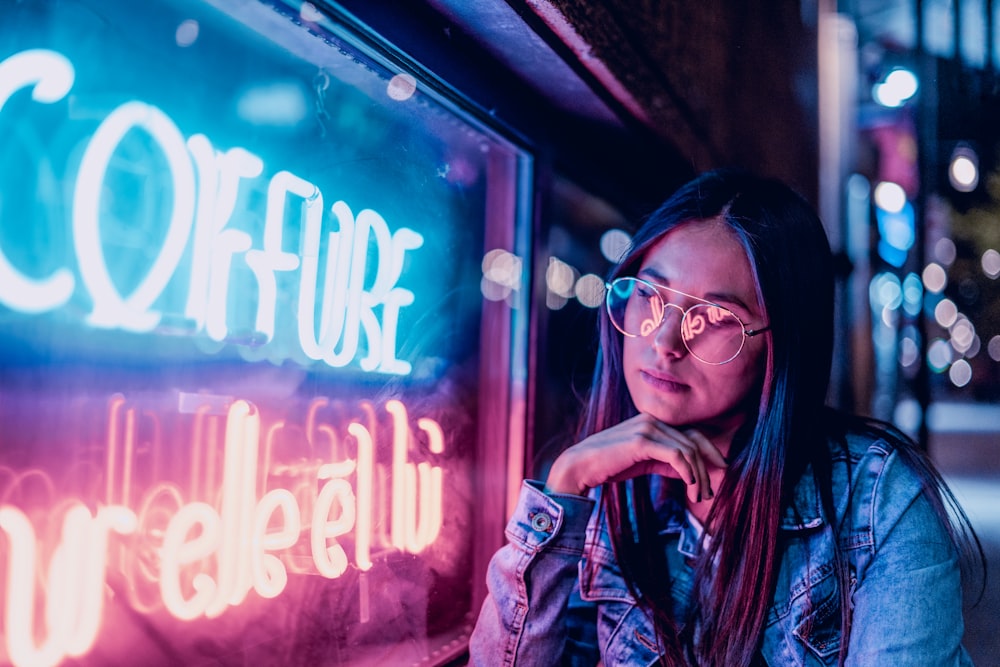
[354,419,374,571]
[206,400,259,617]
[251,488,300,599]
[185,134,261,334]
[311,459,357,578]
[0,504,137,667]
[299,202,352,362]
[1,396,447,667]
[388,399,408,550]
[67,506,139,655]
[0,50,76,313]
[73,101,196,331]
[160,400,267,620]
[159,502,221,620]
[1,506,67,667]
[1,48,426,374]
[358,212,423,374]
[297,202,423,374]
[416,417,445,548]
[245,171,307,342]
[318,201,368,368]
[682,312,705,342]
[387,400,444,552]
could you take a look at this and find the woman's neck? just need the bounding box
[683,417,745,527]
[686,466,726,526]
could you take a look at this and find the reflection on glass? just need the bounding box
[0,0,527,664]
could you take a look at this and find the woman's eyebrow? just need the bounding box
[637,268,754,313]
[637,267,669,283]
[704,291,753,313]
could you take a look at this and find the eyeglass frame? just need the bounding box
[604,276,771,365]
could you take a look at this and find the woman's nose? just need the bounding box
[651,305,687,357]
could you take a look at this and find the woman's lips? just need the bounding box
[639,369,688,392]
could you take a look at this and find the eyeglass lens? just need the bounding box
[606,277,746,364]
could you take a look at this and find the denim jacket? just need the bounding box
[469,431,972,666]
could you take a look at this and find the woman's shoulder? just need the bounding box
[822,411,944,527]
[824,410,924,471]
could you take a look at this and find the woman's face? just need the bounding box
[622,219,769,442]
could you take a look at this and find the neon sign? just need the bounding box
[0,394,445,667]
[0,48,424,375]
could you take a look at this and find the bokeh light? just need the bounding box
[948,146,979,192]
[483,249,522,287]
[387,74,417,101]
[481,248,522,301]
[575,274,605,308]
[902,272,922,316]
[922,262,947,293]
[480,276,509,302]
[600,229,631,264]
[300,2,323,21]
[934,237,957,266]
[982,248,1000,279]
[933,298,958,328]
[872,67,919,107]
[966,335,981,359]
[948,359,972,387]
[236,81,309,126]
[949,315,976,354]
[873,181,906,213]
[546,257,577,298]
[899,334,919,368]
[988,335,1000,361]
[870,272,903,310]
[927,338,953,372]
[175,20,199,47]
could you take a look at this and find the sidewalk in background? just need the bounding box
[927,402,1000,667]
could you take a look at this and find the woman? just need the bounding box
[469,169,982,666]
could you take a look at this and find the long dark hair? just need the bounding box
[578,168,983,666]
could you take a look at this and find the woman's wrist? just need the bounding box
[544,452,586,496]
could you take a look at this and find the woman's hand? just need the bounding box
[544,413,728,504]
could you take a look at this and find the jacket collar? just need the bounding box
[779,462,824,531]
[655,457,827,556]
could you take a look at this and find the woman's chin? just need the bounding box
[635,400,695,427]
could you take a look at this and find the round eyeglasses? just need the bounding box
[605,276,770,365]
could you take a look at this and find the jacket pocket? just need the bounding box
[577,546,635,603]
[790,569,842,663]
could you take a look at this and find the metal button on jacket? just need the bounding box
[530,512,553,533]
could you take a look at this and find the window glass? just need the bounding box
[0,1,529,664]
[530,175,631,478]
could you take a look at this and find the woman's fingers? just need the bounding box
[544,413,726,498]
[682,428,728,499]
[641,419,725,501]
[650,443,704,504]
[651,440,704,504]
[684,428,729,468]
[619,417,706,503]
